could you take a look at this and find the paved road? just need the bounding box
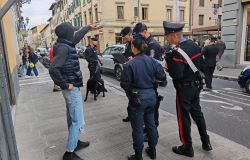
[100,70,250,149]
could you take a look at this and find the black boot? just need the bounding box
[63,152,83,160]
[201,136,212,151]
[128,150,143,160]
[74,140,90,152]
[145,147,156,159]
[123,116,130,122]
[172,145,194,157]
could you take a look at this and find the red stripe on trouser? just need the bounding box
[176,91,185,145]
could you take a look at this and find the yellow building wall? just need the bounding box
[0,0,19,72]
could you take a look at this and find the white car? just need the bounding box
[98,44,126,80]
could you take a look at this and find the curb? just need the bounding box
[213,74,238,81]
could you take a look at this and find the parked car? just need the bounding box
[238,66,250,93]
[35,47,48,58]
[98,44,126,80]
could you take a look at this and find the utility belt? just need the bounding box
[176,80,203,89]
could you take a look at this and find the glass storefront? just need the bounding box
[245,7,250,61]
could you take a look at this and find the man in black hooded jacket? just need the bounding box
[49,22,96,160]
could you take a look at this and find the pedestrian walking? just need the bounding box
[19,47,28,77]
[49,22,97,160]
[85,35,102,81]
[120,26,134,122]
[202,36,219,90]
[215,36,226,71]
[163,21,212,158]
[120,37,166,160]
[26,46,39,78]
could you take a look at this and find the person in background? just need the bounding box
[215,36,226,71]
[202,36,219,90]
[121,37,166,160]
[26,46,39,78]
[19,47,28,77]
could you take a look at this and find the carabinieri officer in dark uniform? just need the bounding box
[121,37,166,160]
[163,21,212,157]
[133,23,165,61]
[120,26,134,122]
[85,35,102,81]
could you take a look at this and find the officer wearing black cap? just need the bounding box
[133,23,165,61]
[85,35,102,81]
[163,21,212,157]
[202,36,219,90]
[120,26,133,59]
[120,36,166,160]
[120,27,134,122]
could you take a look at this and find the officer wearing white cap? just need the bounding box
[163,21,212,157]
[85,35,102,81]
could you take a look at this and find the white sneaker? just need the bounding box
[36,76,40,78]
[25,75,31,79]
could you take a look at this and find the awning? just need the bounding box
[0,0,17,19]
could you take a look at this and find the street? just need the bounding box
[100,64,250,149]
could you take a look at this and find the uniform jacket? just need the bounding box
[165,39,205,85]
[202,44,219,67]
[145,35,165,61]
[120,54,166,91]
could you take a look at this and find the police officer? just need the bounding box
[120,27,134,122]
[133,23,165,61]
[120,26,133,59]
[163,21,212,157]
[120,37,166,160]
[133,23,166,136]
[85,35,102,81]
[202,36,219,90]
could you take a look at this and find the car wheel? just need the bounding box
[245,79,250,94]
[115,66,122,81]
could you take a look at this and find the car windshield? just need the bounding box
[110,47,124,54]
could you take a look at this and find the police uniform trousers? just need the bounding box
[175,83,209,147]
[128,89,158,151]
[204,65,216,89]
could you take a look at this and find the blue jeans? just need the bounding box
[20,64,28,77]
[62,87,85,152]
[26,65,39,76]
[128,89,158,151]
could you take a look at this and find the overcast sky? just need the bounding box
[22,0,54,28]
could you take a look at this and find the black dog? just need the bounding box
[84,78,107,101]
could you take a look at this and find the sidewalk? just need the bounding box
[213,67,242,81]
[15,61,250,160]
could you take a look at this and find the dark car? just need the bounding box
[238,66,250,93]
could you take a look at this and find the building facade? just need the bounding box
[190,0,223,42]
[0,0,23,159]
[221,0,250,67]
[49,0,190,52]
[29,24,47,48]
[40,24,53,48]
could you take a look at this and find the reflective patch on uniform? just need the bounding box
[150,49,155,57]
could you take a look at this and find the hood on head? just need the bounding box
[55,22,79,42]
